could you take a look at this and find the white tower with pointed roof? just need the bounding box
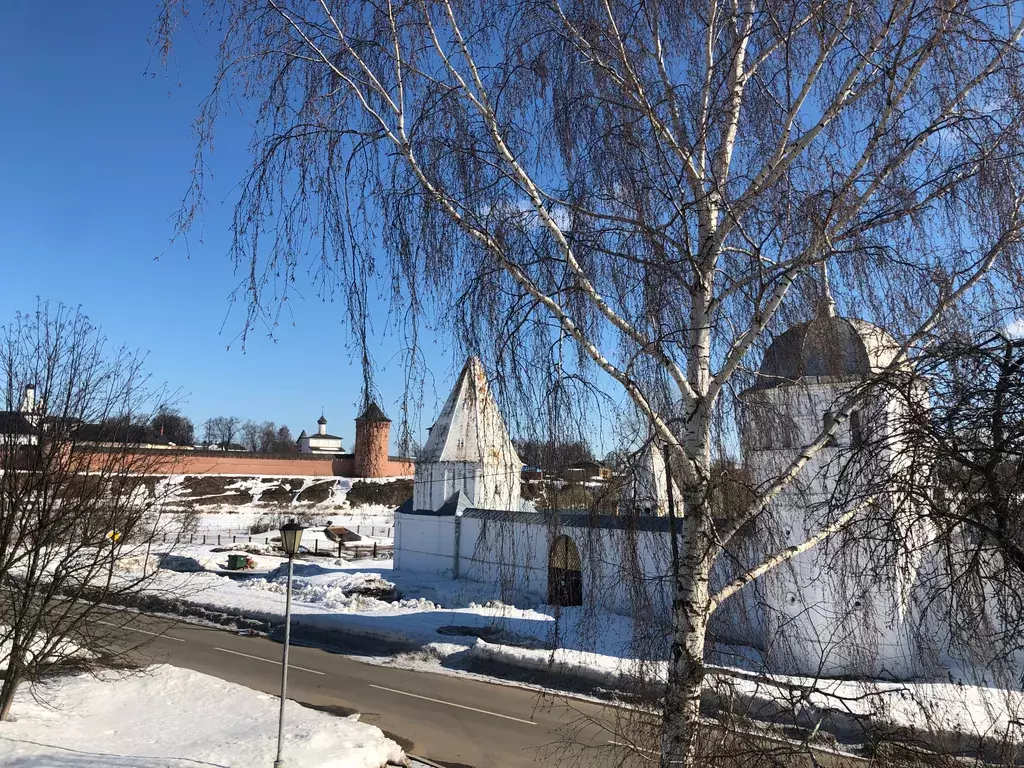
[413,357,523,512]
[625,439,682,516]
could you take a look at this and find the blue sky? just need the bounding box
[0,2,459,448]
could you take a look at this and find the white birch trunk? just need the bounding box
[659,490,713,768]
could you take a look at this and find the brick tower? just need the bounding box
[354,402,391,477]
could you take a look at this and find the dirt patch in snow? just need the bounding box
[347,479,413,507]
[257,483,296,505]
[179,476,255,505]
[297,481,334,504]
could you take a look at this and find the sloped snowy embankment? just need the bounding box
[0,664,406,767]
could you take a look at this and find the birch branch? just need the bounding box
[708,499,872,614]
[719,216,1024,547]
[436,0,699,406]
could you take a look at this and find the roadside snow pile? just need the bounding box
[158,553,205,572]
[714,668,1024,740]
[116,553,161,574]
[0,630,94,672]
[469,640,1024,747]
[242,569,437,613]
[0,664,406,767]
[266,563,395,589]
[470,639,649,687]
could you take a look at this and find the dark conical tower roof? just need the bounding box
[357,402,390,423]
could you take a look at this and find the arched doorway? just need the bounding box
[548,535,583,607]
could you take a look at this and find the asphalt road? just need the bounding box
[100,610,643,768]
[93,610,866,768]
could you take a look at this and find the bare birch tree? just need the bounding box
[0,304,182,720]
[158,2,1024,765]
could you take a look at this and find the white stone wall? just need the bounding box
[741,380,923,677]
[396,510,677,616]
[393,512,457,573]
[412,461,521,512]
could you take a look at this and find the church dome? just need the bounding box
[755,316,901,389]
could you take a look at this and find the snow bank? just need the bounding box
[243,568,437,613]
[0,664,406,767]
[469,640,1024,749]
[713,668,1024,740]
[469,639,657,688]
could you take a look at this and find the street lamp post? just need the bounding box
[274,520,304,768]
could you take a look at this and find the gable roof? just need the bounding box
[0,412,37,436]
[419,357,522,466]
[357,402,391,423]
[438,489,475,517]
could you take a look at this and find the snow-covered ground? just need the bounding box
[0,664,405,767]
[131,535,1024,754]
[143,475,406,549]
[182,505,396,538]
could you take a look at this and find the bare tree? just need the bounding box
[272,424,294,453]
[241,419,277,452]
[515,439,595,469]
[159,2,1024,765]
[202,415,242,449]
[885,331,1024,675]
[0,304,183,720]
[151,405,194,446]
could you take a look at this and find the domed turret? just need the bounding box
[756,316,901,388]
[737,315,921,678]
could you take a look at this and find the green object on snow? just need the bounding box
[226,554,248,570]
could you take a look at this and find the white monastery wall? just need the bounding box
[393,512,456,573]
[394,322,965,680]
[742,380,923,678]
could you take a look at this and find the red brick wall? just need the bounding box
[375,456,415,477]
[83,450,412,477]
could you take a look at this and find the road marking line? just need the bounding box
[214,647,326,676]
[367,684,536,725]
[95,620,185,643]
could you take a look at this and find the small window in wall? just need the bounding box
[823,412,839,447]
[778,417,796,449]
[851,409,865,449]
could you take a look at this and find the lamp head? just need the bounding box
[279,520,305,557]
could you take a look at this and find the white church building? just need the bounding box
[395,317,933,678]
[296,414,344,454]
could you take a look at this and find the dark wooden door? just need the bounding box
[547,535,583,606]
